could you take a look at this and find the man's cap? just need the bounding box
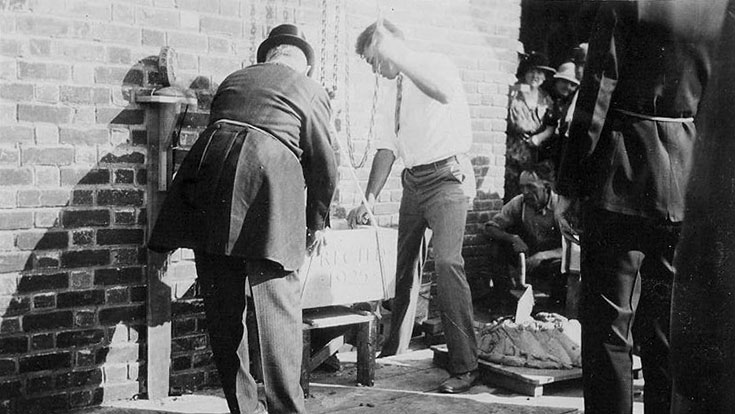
[553,62,580,85]
[257,24,315,76]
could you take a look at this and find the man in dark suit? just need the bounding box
[554,2,723,413]
[148,24,337,414]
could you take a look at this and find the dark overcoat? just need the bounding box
[148,63,337,271]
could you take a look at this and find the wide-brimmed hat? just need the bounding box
[516,51,555,79]
[553,62,580,85]
[257,24,315,76]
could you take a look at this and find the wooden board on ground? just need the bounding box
[431,344,582,397]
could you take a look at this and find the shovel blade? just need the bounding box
[514,285,534,324]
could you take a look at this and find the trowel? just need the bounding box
[510,252,534,323]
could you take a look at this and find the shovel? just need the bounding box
[510,252,534,323]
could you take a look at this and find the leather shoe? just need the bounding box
[438,370,479,394]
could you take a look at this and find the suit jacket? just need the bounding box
[148,63,337,271]
[556,1,719,221]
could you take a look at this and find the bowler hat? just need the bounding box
[257,24,315,76]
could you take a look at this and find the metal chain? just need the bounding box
[342,2,380,169]
[331,0,340,98]
[248,0,258,65]
[319,0,328,87]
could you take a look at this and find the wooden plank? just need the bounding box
[431,345,582,396]
[303,307,374,329]
[310,336,344,370]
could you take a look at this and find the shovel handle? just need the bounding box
[518,252,527,287]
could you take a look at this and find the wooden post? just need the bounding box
[137,91,196,400]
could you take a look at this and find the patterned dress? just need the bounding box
[504,85,553,202]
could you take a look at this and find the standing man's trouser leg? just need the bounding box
[196,253,306,414]
[581,209,678,414]
[384,162,478,374]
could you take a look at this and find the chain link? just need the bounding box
[248,0,258,65]
[319,0,328,88]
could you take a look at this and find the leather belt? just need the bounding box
[408,155,458,174]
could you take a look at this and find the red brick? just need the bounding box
[97,189,144,206]
[219,0,241,16]
[200,16,243,37]
[0,125,34,145]
[34,293,56,309]
[27,374,54,394]
[71,190,94,206]
[112,3,134,24]
[97,228,143,245]
[61,168,111,186]
[61,249,110,268]
[21,147,74,165]
[0,211,33,229]
[98,305,145,326]
[19,351,71,373]
[0,336,28,355]
[36,84,59,103]
[99,150,145,164]
[17,104,73,124]
[94,267,142,286]
[0,103,16,124]
[168,32,208,52]
[34,209,61,228]
[17,189,69,207]
[91,24,141,45]
[31,333,54,351]
[35,166,61,186]
[16,230,69,250]
[106,46,132,65]
[136,8,180,29]
[0,147,18,166]
[1,317,21,334]
[56,328,105,348]
[55,367,103,388]
[55,40,106,62]
[67,0,111,21]
[95,107,145,125]
[61,209,110,228]
[72,229,95,245]
[0,83,33,100]
[142,29,166,47]
[59,85,93,104]
[16,15,73,37]
[1,38,20,56]
[70,271,93,290]
[35,124,60,144]
[28,38,52,57]
[16,272,69,294]
[59,127,109,145]
[18,61,70,81]
[92,87,110,104]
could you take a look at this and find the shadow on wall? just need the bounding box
[0,59,217,413]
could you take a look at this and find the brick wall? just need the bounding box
[0,0,520,411]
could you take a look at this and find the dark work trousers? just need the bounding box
[381,160,479,375]
[580,209,679,414]
[195,253,306,414]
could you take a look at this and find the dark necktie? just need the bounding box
[394,74,403,135]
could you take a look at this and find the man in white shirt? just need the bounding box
[347,19,478,394]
